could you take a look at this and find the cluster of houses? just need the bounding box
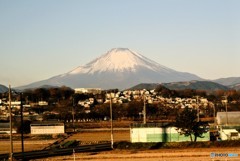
[80,89,210,110]
[0,99,44,122]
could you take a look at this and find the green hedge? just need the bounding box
[60,140,78,148]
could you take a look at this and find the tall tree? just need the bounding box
[175,107,208,142]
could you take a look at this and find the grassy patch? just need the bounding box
[34,134,54,140]
[60,140,79,148]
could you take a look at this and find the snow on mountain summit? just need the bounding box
[69,48,171,74]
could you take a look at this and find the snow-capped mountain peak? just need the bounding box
[69,48,170,74]
[17,48,202,90]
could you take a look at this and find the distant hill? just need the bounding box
[229,84,240,90]
[214,77,240,86]
[162,81,229,91]
[0,84,8,93]
[128,81,229,91]
[128,83,159,90]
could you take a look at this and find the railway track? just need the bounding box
[0,142,112,160]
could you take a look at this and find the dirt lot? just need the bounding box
[0,140,55,154]
[66,130,130,143]
[34,148,240,161]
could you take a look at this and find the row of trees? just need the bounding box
[0,86,75,104]
[155,85,240,101]
[1,85,239,105]
[42,99,179,121]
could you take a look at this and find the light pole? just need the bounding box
[8,85,13,161]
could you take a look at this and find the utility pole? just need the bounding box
[9,85,13,161]
[224,96,228,125]
[213,104,216,126]
[20,93,24,160]
[109,94,113,149]
[72,97,75,132]
[196,96,199,122]
[143,95,146,124]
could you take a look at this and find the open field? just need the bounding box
[66,120,133,129]
[0,130,128,154]
[34,148,240,161]
[0,140,55,154]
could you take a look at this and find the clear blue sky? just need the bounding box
[0,0,240,87]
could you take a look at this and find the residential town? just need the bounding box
[0,86,239,129]
[0,87,220,123]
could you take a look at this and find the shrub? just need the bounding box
[37,134,53,140]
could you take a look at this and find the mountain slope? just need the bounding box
[128,83,160,90]
[0,84,8,93]
[229,84,240,90]
[162,81,229,91]
[213,77,240,86]
[18,48,202,90]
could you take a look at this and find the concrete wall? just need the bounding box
[0,129,17,134]
[31,125,64,134]
[130,127,209,143]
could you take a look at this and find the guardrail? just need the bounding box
[0,143,112,160]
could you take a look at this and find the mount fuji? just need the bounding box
[18,48,202,90]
